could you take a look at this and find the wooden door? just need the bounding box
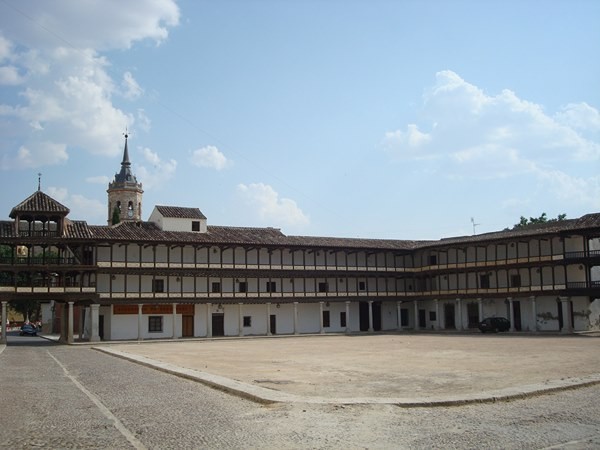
[269,314,277,335]
[212,313,225,336]
[182,315,194,337]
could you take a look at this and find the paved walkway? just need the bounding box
[90,332,600,406]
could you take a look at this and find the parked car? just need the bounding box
[19,323,38,336]
[478,317,510,333]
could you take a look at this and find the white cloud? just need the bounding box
[190,145,230,170]
[0,65,23,85]
[383,70,600,210]
[385,70,600,165]
[1,142,68,170]
[136,147,177,190]
[0,2,179,171]
[383,124,432,159]
[122,71,143,100]
[0,1,179,51]
[554,102,600,132]
[137,109,151,132]
[237,183,310,227]
[46,186,105,222]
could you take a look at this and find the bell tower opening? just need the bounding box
[107,131,143,224]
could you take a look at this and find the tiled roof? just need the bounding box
[88,222,286,245]
[86,222,424,250]
[64,220,94,239]
[282,235,425,251]
[155,205,207,220]
[415,216,598,249]
[9,191,70,218]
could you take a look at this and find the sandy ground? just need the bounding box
[107,333,600,399]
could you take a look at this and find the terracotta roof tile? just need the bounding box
[9,191,70,218]
[155,205,207,220]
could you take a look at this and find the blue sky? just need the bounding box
[1,0,599,240]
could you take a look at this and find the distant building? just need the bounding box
[1,136,599,343]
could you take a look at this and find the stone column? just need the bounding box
[1,301,7,344]
[137,304,143,341]
[67,302,74,344]
[266,302,272,336]
[508,297,515,332]
[477,298,483,322]
[79,308,84,340]
[530,296,537,332]
[319,301,324,334]
[434,299,440,330]
[560,297,573,333]
[455,298,463,331]
[368,300,374,332]
[206,303,212,338]
[90,304,100,342]
[414,301,419,331]
[345,301,351,334]
[172,303,177,339]
[238,302,243,337]
[293,302,299,335]
[396,301,403,331]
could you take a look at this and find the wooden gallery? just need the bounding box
[1,137,600,343]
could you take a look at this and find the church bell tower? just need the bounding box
[107,132,143,224]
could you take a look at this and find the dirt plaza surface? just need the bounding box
[104,333,600,401]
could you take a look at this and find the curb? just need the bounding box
[93,346,600,408]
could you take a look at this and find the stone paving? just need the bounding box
[2,332,600,449]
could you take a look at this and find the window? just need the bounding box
[480,274,490,289]
[510,274,521,288]
[318,282,328,293]
[322,310,330,327]
[340,311,347,328]
[152,279,164,293]
[238,281,247,293]
[266,281,277,293]
[148,316,163,332]
[429,311,437,321]
[429,254,437,265]
[192,221,200,232]
[358,281,366,291]
[243,316,252,327]
[211,282,221,293]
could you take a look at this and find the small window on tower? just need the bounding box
[192,221,200,232]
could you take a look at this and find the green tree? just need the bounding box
[512,213,567,230]
[111,206,120,225]
[9,299,40,322]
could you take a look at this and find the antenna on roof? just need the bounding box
[471,217,480,235]
[37,172,42,191]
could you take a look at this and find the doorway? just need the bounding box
[182,315,194,337]
[98,315,104,340]
[269,314,277,335]
[444,303,456,329]
[418,309,427,329]
[212,313,224,336]
[512,301,522,331]
[467,302,479,328]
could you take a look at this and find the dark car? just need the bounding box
[19,323,38,336]
[478,317,510,333]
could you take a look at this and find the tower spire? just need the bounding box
[107,129,143,225]
[37,172,42,191]
[114,129,136,183]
